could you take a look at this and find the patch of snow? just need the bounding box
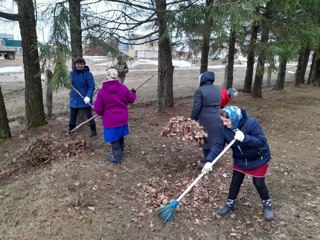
[0,66,24,73]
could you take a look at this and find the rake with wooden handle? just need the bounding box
[65,114,99,136]
[158,139,237,222]
[134,75,154,91]
[71,85,94,108]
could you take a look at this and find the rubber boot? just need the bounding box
[218,199,236,216]
[107,149,123,164]
[69,124,76,132]
[262,199,274,221]
[113,149,123,164]
[120,142,125,154]
[107,154,115,162]
[90,125,97,137]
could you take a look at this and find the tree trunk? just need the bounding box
[301,48,310,84]
[307,52,315,85]
[243,10,259,93]
[267,66,272,87]
[313,50,320,87]
[226,30,236,89]
[69,0,82,60]
[156,0,174,113]
[274,57,286,90]
[18,0,47,128]
[45,69,53,118]
[69,0,87,122]
[295,47,310,86]
[0,85,11,139]
[252,1,272,98]
[200,0,213,74]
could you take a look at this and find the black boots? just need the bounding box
[218,199,274,221]
[218,199,236,216]
[107,149,123,164]
[69,124,76,132]
[68,124,96,137]
[90,125,97,137]
[262,199,274,221]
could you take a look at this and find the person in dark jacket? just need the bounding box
[69,57,97,137]
[190,71,222,158]
[201,106,274,221]
[94,68,136,164]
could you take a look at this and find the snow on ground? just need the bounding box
[0,56,298,74]
[0,66,24,73]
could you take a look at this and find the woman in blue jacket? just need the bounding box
[69,57,96,137]
[201,106,274,221]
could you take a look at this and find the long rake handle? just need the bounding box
[176,139,237,202]
[65,114,98,136]
[135,75,154,91]
[71,85,94,108]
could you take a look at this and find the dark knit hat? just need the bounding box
[74,57,86,65]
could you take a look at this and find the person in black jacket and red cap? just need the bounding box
[201,106,274,221]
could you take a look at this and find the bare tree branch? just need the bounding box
[0,11,20,21]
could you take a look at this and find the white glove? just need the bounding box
[234,130,245,142]
[84,96,90,104]
[201,162,213,175]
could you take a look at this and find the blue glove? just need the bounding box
[131,88,136,93]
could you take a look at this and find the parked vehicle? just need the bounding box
[0,46,16,60]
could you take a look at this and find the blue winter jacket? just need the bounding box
[206,109,271,169]
[69,66,95,108]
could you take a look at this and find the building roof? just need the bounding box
[0,33,14,40]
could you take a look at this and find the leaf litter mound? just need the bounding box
[0,135,89,182]
[160,116,207,144]
[136,164,260,239]
[137,164,230,219]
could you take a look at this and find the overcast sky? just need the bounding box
[0,0,109,41]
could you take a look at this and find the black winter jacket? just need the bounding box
[190,72,222,150]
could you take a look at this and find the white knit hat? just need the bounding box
[106,68,118,80]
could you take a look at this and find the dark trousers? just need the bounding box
[111,137,124,151]
[69,107,95,126]
[203,148,210,159]
[228,170,270,201]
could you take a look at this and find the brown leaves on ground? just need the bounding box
[17,136,87,166]
[0,135,89,183]
[160,116,207,144]
[136,163,233,222]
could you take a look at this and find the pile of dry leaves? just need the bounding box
[15,136,87,166]
[160,116,207,144]
[0,135,89,182]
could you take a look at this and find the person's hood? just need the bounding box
[101,80,121,93]
[199,71,215,86]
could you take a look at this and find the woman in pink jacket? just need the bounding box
[94,68,136,164]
